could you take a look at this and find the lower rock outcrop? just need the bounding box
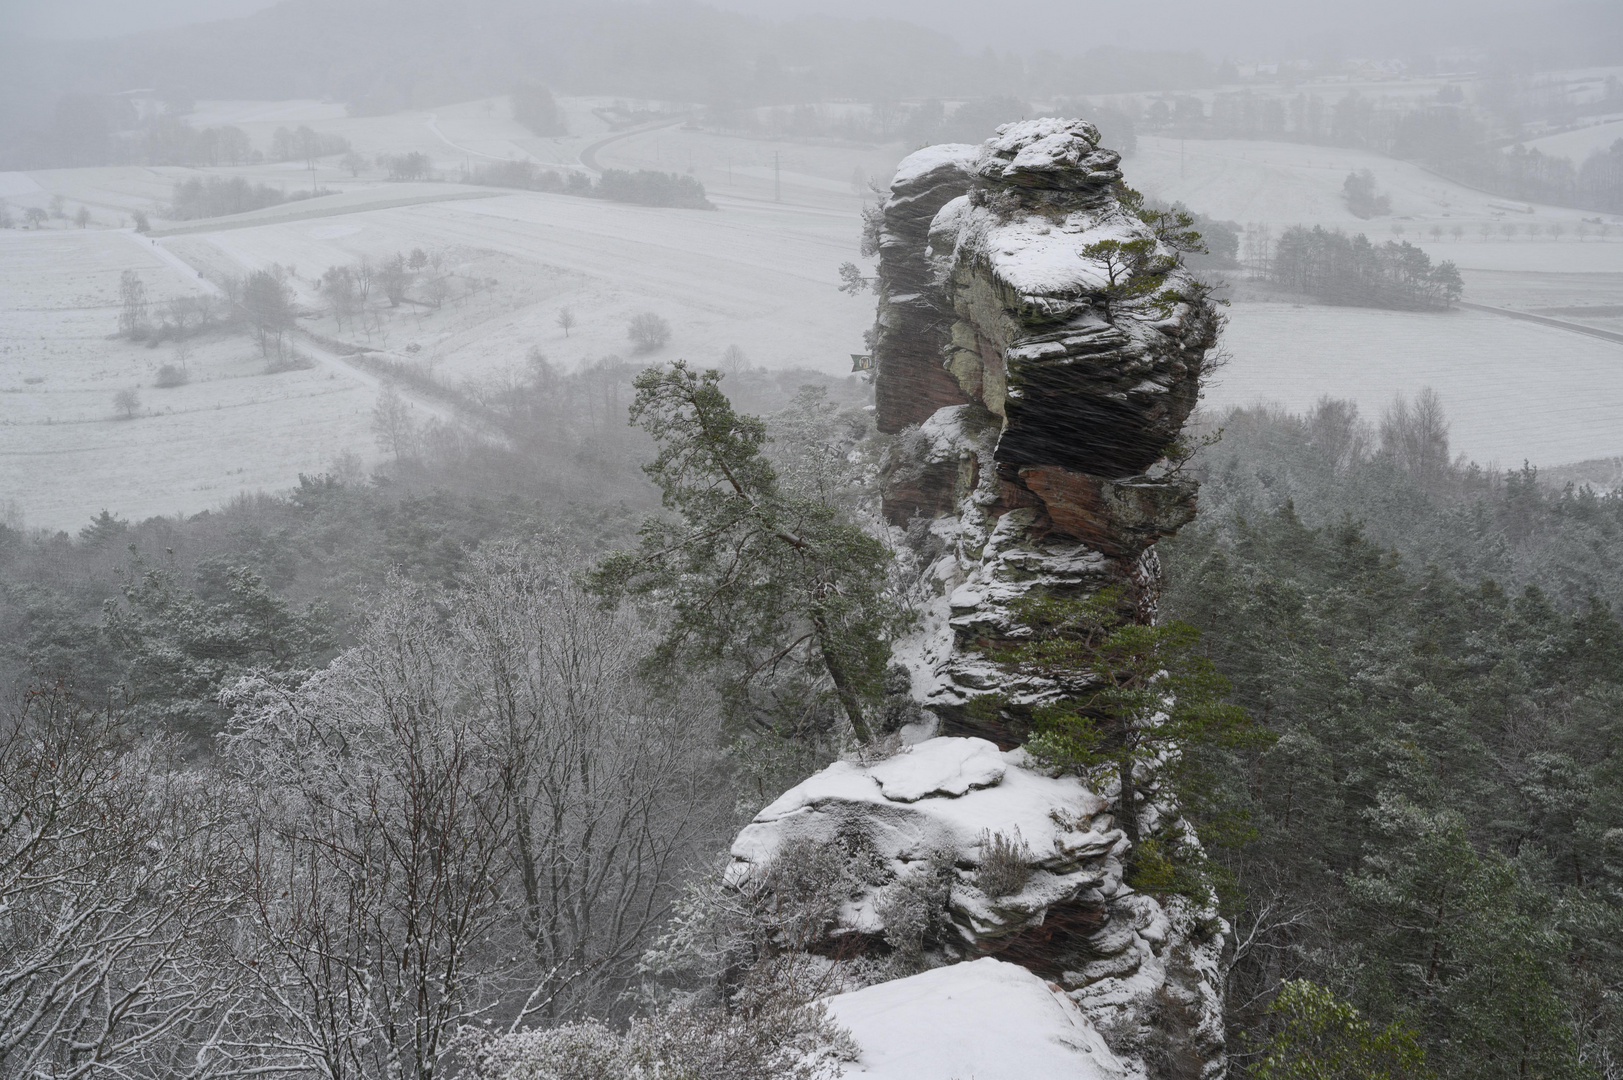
[730,738,1226,1080]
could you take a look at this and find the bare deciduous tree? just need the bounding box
[217,550,722,1075]
[371,386,419,462]
[626,312,671,354]
[452,545,724,1016]
[0,690,242,1080]
[222,617,513,1080]
[379,253,413,308]
[241,270,294,359]
[119,270,147,337]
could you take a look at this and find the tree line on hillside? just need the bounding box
[465,161,712,208]
[170,176,292,219]
[266,124,351,164]
[0,92,363,170]
[1131,85,1623,216]
[1267,225,1464,310]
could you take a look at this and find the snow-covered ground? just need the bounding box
[1136,134,1623,469]
[1130,135,1615,233]
[0,227,377,530]
[1522,115,1623,164]
[826,958,1128,1080]
[0,102,896,531]
[1211,303,1623,467]
[4,103,1622,531]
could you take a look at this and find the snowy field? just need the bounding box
[1130,135,1613,234]
[0,227,377,529]
[4,102,1623,531]
[1523,115,1623,164]
[0,101,898,530]
[1140,135,1623,469]
[1211,303,1623,468]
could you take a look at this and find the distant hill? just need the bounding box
[0,0,1219,168]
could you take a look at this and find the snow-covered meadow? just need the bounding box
[3,98,1622,530]
[1210,303,1623,466]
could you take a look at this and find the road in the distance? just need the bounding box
[577,116,690,175]
[1460,301,1623,347]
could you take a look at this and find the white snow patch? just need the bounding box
[731,737,1114,883]
[308,223,363,239]
[826,957,1129,1080]
[0,172,43,198]
[868,737,1006,802]
[891,144,978,190]
[984,118,1101,157]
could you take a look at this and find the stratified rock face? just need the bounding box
[721,120,1226,1080]
[731,739,1227,1080]
[872,144,978,434]
[852,119,1228,1079]
[875,118,1219,720]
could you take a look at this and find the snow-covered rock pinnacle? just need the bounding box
[867,119,1226,1079]
[725,120,1228,1080]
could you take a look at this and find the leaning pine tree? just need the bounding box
[592,361,903,743]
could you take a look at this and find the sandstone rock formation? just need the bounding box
[728,119,1229,1080]
[874,118,1221,733]
[727,117,1226,1078]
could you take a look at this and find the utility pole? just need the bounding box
[774,151,781,203]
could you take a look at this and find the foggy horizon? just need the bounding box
[9,0,1613,60]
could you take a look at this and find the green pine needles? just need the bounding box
[974,588,1265,898]
[591,361,905,743]
[1253,980,1431,1080]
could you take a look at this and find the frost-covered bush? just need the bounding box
[467,998,855,1080]
[468,1001,854,1080]
[154,363,189,387]
[874,850,954,968]
[976,828,1033,898]
[469,1020,624,1080]
[643,828,899,1012]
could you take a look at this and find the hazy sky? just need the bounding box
[0,0,1561,56]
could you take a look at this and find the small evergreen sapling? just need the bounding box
[974,588,1263,855]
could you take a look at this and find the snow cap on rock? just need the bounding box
[825,957,1129,1080]
[868,735,1006,802]
[972,117,1121,189]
